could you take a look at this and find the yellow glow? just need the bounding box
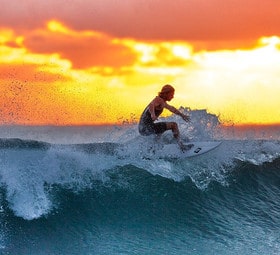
[0,45,72,71]
[132,43,158,63]
[129,41,194,65]
[260,36,280,47]
[134,66,184,75]
[174,36,280,125]
[15,36,24,46]
[1,21,280,125]
[0,29,14,43]
[171,44,192,59]
[47,20,70,34]
[47,20,103,38]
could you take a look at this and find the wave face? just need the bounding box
[0,110,280,254]
[0,137,279,254]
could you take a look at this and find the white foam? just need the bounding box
[0,146,118,220]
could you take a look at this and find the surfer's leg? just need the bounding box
[154,122,188,150]
[139,122,155,136]
[166,122,179,138]
[166,122,192,151]
[154,123,168,135]
[166,122,182,147]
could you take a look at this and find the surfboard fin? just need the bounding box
[194,147,202,153]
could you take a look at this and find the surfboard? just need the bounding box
[155,141,222,159]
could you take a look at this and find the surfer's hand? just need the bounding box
[182,114,190,122]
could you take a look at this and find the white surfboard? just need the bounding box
[155,141,222,159]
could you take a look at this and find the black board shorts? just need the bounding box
[139,122,168,136]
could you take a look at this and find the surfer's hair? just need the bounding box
[159,84,175,98]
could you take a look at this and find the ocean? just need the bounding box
[0,109,279,255]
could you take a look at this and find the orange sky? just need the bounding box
[1,0,280,125]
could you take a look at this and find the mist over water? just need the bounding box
[0,108,279,254]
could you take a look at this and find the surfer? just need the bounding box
[138,84,191,151]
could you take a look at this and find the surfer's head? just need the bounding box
[159,84,175,101]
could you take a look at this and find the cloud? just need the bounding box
[21,20,137,69]
[1,0,280,49]
[0,20,196,72]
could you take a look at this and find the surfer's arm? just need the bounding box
[165,103,190,122]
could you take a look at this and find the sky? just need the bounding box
[1,0,280,125]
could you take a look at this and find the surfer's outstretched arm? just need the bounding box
[164,103,190,122]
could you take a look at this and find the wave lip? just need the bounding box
[0,139,119,220]
[0,140,52,220]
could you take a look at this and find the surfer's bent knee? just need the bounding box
[166,122,179,138]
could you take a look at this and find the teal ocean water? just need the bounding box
[0,109,279,255]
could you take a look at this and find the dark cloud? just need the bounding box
[21,25,137,69]
[1,0,279,45]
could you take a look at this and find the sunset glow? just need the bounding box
[1,0,280,125]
